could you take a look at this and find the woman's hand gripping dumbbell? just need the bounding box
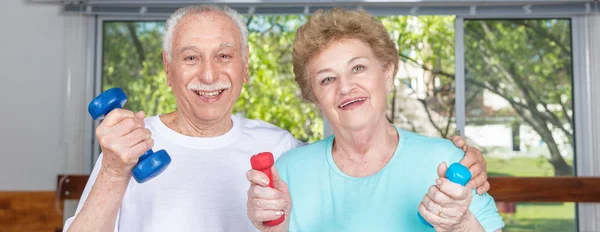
[247,152,291,232]
[89,87,171,183]
[418,162,474,231]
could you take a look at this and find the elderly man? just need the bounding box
[64,4,489,231]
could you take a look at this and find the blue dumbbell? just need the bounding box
[88,87,171,183]
[418,163,472,228]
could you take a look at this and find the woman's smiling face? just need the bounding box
[308,38,394,131]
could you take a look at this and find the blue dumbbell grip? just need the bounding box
[132,149,171,183]
[418,163,472,228]
[88,88,127,120]
[89,87,171,183]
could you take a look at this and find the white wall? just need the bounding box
[0,1,66,190]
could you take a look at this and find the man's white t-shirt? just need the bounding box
[63,114,303,231]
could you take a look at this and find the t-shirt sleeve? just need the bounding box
[437,140,505,232]
[275,147,294,186]
[273,132,304,160]
[62,153,120,232]
[470,192,505,232]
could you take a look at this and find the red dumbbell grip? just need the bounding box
[250,152,285,226]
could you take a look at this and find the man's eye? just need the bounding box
[352,65,366,73]
[184,56,196,61]
[321,77,335,84]
[219,54,232,61]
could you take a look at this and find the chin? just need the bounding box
[192,108,230,122]
[337,119,372,131]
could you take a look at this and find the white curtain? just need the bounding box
[575,13,600,232]
[60,13,93,220]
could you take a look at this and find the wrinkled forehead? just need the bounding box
[308,38,374,72]
[172,12,242,50]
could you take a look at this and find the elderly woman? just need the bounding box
[246,8,504,232]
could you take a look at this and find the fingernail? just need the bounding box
[435,178,442,186]
[261,178,269,185]
[276,211,284,216]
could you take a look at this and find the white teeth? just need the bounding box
[339,98,366,108]
[196,90,223,98]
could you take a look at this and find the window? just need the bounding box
[101,16,322,144]
[100,12,583,232]
[386,17,577,231]
[464,18,575,231]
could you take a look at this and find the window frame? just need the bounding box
[85,9,600,231]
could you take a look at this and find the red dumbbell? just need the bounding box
[250,152,285,226]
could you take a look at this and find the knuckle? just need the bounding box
[147,138,155,148]
[246,170,253,181]
[95,126,103,137]
[144,128,152,137]
[247,187,254,198]
[98,136,109,146]
[428,185,437,194]
[122,117,135,128]
[432,191,441,202]
[107,142,120,153]
[252,186,261,196]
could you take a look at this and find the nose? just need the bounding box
[199,60,218,83]
[337,75,354,95]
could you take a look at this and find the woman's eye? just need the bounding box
[352,65,366,73]
[321,77,335,84]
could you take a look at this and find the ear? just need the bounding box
[162,52,172,86]
[243,47,250,83]
[384,62,395,94]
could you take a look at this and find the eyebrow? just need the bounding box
[179,45,199,53]
[178,43,232,53]
[220,42,233,49]
[348,56,367,63]
[315,56,368,75]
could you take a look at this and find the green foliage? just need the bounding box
[102,22,176,116]
[102,18,322,143]
[464,19,573,175]
[380,16,458,137]
[235,15,322,143]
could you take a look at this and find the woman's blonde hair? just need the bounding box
[292,8,399,102]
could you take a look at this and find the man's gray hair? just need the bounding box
[162,5,249,62]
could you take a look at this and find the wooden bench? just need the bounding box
[2,175,600,231]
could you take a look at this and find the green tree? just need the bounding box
[102,22,176,115]
[102,18,322,143]
[236,15,322,142]
[380,16,459,138]
[382,17,573,176]
[464,20,573,176]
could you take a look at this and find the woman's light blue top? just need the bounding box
[276,126,505,232]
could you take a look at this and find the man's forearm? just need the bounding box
[67,170,130,232]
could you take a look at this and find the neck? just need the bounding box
[331,116,398,177]
[161,110,233,137]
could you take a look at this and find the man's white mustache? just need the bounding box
[187,82,231,91]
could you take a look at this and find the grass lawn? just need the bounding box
[486,157,576,232]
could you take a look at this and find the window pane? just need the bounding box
[383,16,458,138]
[496,202,575,231]
[464,19,575,231]
[101,17,322,143]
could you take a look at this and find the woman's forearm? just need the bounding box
[67,170,130,232]
[455,211,485,232]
